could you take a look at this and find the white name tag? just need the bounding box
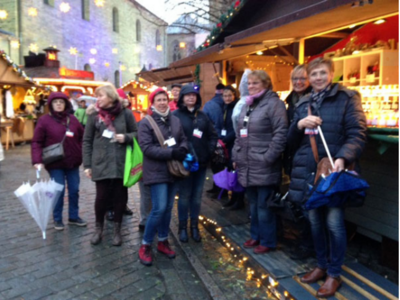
[221,129,227,136]
[164,137,177,147]
[66,131,74,137]
[193,129,203,138]
[243,116,249,122]
[102,129,114,139]
[240,128,248,137]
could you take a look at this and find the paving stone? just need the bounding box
[20,287,54,300]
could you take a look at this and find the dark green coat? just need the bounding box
[83,106,138,181]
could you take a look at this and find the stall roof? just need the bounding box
[169,0,398,68]
[0,51,37,88]
[137,65,196,85]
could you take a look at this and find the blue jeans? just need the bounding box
[142,182,178,244]
[178,167,207,223]
[138,180,151,226]
[308,206,346,277]
[246,186,277,248]
[48,168,80,222]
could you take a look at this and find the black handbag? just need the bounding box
[267,191,305,223]
[42,117,69,165]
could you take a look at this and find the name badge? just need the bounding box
[305,128,319,135]
[102,129,114,139]
[221,129,227,136]
[240,128,248,137]
[66,131,74,137]
[193,129,203,138]
[164,137,177,147]
[243,116,249,122]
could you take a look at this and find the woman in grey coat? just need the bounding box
[83,84,138,246]
[232,70,288,254]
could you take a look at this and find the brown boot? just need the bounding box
[300,267,327,284]
[317,276,342,298]
[112,222,122,246]
[90,222,103,245]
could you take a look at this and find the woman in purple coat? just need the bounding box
[31,92,86,231]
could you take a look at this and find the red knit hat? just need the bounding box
[117,89,127,100]
[148,88,169,115]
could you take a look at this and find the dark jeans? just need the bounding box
[246,186,277,248]
[142,182,178,245]
[308,206,346,277]
[95,179,127,223]
[178,167,207,223]
[48,167,80,222]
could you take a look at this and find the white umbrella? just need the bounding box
[14,179,64,239]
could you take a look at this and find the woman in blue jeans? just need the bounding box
[173,85,218,242]
[232,70,288,254]
[287,58,366,297]
[138,88,188,266]
[32,92,86,231]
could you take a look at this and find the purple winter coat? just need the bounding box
[32,112,84,171]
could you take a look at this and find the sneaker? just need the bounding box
[54,221,65,231]
[139,244,153,266]
[68,217,87,227]
[157,240,176,259]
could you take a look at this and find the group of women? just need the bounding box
[31,57,366,298]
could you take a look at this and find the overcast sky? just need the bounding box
[136,0,185,24]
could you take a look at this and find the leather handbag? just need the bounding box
[42,117,70,165]
[145,115,189,178]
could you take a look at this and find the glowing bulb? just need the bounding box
[90,48,97,55]
[11,41,20,49]
[28,8,38,17]
[156,45,163,51]
[89,58,96,64]
[374,19,386,25]
[256,51,263,55]
[0,10,8,19]
[69,47,78,55]
[60,2,71,13]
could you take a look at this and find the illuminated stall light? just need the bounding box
[87,87,94,94]
[61,86,86,93]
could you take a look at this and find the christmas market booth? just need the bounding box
[0,50,47,149]
[120,78,153,121]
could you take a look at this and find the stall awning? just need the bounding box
[137,65,196,85]
[0,52,36,88]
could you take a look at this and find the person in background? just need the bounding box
[202,83,225,195]
[138,88,187,266]
[218,85,245,210]
[288,58,366,297]
[74,100,87,127]
[32,92,86,231]
[173,85,218,243]
[232,69,251,133]
[168,84,182,112]
[232,70,288,254]
[83,84,138,246]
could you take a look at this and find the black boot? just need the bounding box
[124,205,133,216]
[90,222,103,245]
[178,221,188,243]
[112,222,122,246]
[228,193,245,210]
[190,219,201,242]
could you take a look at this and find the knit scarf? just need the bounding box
[96,100,122,132]
[151,105,170,118]
[311,84,331,105]
[245,89,266,106]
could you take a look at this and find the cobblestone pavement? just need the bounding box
[0,145,212,300]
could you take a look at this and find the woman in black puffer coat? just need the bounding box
[288,58,367,298]
[173,85,218,242]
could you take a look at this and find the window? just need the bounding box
[114,70,120,87]
[136,20,141,42]
[172,40,181,62]
[84,63,91,72]
[44,0,54,6]
[82,0,90,20]
[155,29,160,47]
[112,8,119,33]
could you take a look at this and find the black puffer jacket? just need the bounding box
[173,85,218,167]
[232,89,288,187]
[287,83,367,203]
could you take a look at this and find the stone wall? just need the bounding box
[167,33,196,65]
[0,0,167,86]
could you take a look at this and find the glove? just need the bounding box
[172,148,187,161]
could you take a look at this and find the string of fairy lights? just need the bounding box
[198,215,296,300]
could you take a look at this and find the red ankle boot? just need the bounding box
[157,240,176,259]
[139,244,153,266]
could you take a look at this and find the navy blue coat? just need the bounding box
[287,84,367,203]
[202,93,224,130]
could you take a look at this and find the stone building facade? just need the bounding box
[0,0,167,86]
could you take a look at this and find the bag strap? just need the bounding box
[308,105,319,163]
[59,116,70,145]
[145,115,166,148]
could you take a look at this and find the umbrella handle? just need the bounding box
[317,126,335,169]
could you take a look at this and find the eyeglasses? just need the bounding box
[291,77,307,82]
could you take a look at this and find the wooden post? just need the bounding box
[298,38,305,64]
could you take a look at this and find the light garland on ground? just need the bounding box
[199,214,296,300]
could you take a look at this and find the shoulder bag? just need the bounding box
[42,117,69,165]
[145,115,189,178]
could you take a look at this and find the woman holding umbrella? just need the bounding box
[32,92,86,231]
[288,58,367,297]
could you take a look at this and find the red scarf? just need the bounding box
[96,100,122,131]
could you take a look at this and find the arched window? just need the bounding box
[172,40,181,62]
[136,20,141,42]
[114,70,120,87]
[84,63,91,71]
[112,8,119,33]
[155,29,160,47]
[82,0,90,20]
